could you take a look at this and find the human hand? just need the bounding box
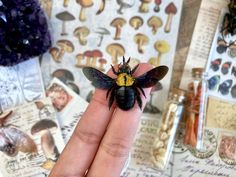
[49,63,153,177]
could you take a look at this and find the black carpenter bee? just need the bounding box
[82,57,168,111]
[221,0,236,36]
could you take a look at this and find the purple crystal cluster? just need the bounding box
[0,0,51,66]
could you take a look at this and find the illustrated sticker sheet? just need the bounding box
[0,58,45,112]
[0,98,65,177]
[205,9,236,103]
[46,78,88,143]
[40,0,183,115]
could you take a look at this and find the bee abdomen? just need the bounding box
[115,87,135,110]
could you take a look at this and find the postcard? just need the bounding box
[0,98,65,177]
[0,58,45,112]
[46,78,88,143]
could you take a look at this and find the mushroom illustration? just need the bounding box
[154,40,170,66]
[129,16,143,30]
[49,47,60,62]
[164,2,177,33]
[154,0,162,12]
[96,0,107,15]
[75,53,84,67]
[67,82,80,95]
[134,33,149,54]
[39,0,53,18]
[95,27,111,47]
[31,119,60,162]
[56,11,75,36]
[91,50,103,67]
[52,69,75,83]
[147,16,163,34]
[73,26,90,46]
[76,0,94,22]
[98,58,107,71]
[116,0,135,14]
[63,0,70,7]
[84,50,94,66]
[110,18,126,40]
[106,43,125,65]
[139,0,152,13]
[56,40,74,62]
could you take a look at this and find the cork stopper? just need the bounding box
[192,68,204,78]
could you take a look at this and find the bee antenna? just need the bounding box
[126,57,131,64]
[123,56,125,63]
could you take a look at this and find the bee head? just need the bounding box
[118,57,132,74]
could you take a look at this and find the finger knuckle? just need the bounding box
[101,138,129,158]
[74,128,101,145]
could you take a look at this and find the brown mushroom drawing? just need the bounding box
[91,50,103,67]
[98,58,107,71]
[39,0,53,18]
[117,0,135,14]
[31,119,60,169]
[73,26,90,46]
[139,0,152,13]
[56,40,74,62]
[56,11,75,36]
[76,0,94,22]
[63,0,70,7]
[147,16,163,35]
[75,53,84,67]
[96,0,107,15]
[95,27,111,47]
[106,43,125,65]
[149,40,170,66]
[164,2,177,33]
[129,16,143,30]
[84,50,94,66]
[134,33,149,54]
[49,47,60,62]
[110,18,126,40]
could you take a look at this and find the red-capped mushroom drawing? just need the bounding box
[84,50,94,66]
[56,40,74,62]
[76,0,94,22]
[154,0,162,12]
[98,58,107,71]
[91,50,103,67]
[164,2,177,33]
[56,11,75,36]
[110,18,126,40]
[106,43,125,65]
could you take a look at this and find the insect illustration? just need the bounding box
[83,57,168,110]
[221,0,236,36]
[0,111,37,157]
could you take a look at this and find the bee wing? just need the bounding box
[134,66,168,88]
[83,67,114,89]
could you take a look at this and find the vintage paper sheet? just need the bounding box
[41,0,183,115]
[171,96,236,177]
[46,78,88,143]
[0,58,45,112]
[0,98,65,177]
[180,0,229,90]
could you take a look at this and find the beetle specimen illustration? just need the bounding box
[221,0,236,36]
[221,61,232,75]
[0,111,37,157]
[210,58,222,71]
[219,79,233,95]
[82,57,168,110]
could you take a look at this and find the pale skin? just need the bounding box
[49,63,153,177]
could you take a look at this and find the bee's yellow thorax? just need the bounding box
[116,73,134,86]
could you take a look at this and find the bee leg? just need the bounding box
[106,86,114,99]
[108,88,116,109]
[111,65,118,75]
[134,87,142,109]
[137,86,146,98]
[131,64,139,74]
